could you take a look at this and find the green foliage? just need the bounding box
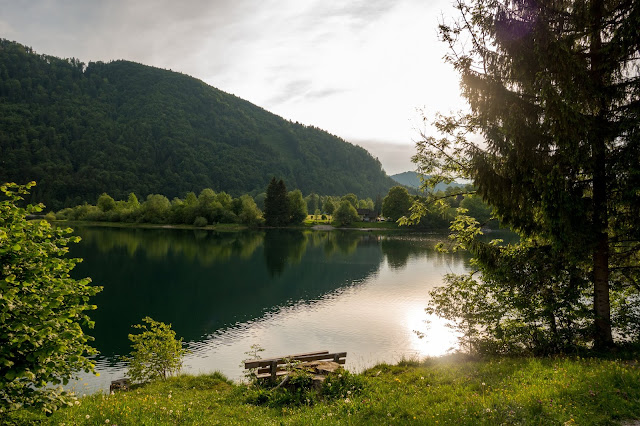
[244,365,364,409]
[264,178,289,227]
[320,370,365,400]
[382,186,412,222]
[96,193,116,212]
[287,189,308,225]
[0,182,100,414]
[334,200,359,226]
[305,193,319,214]
[411,0,640,349]
[459,195,492,225]
[323,198,336,215]
[341,193,358,208]
[0,39,395,210]
[193,216,207,227]
[238,195,263,226]
[124,317,188,384]
[140,194,171,223]
[127,193,140,209]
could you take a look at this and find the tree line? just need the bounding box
[50,175,485,230]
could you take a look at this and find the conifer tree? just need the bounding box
[413,0,640,348]
[264,178,289,226]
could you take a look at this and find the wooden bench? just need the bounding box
[244,350,347,381]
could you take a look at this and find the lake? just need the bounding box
[67,227,471,392]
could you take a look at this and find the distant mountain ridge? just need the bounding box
[390,171,465,193]
[0,39,396,209]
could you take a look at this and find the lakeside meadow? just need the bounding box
[8,354,640,425]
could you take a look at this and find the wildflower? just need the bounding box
[420,376,424,380]
[482,382,486,386]
[345,398,351,403]
[347,390,351,395]
[485,408,491,413]
[169,410,173,414]
[110,391,115,396]
[85,415,90,419]
[74,400,80,405]
[387,413,391,417]
[105,420,110,424]
[168,394,172,399]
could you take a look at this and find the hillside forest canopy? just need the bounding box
[0,39,396,210]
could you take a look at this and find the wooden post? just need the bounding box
[270,360,278,380]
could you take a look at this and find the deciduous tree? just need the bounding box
[288,190,308,224]
[334,200,359,226]
[382,186,412,222]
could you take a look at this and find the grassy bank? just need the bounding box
[9,355,640,425]
[52,220,249,232]
[55,218,411,232]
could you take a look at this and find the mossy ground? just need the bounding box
[8,354,640,425]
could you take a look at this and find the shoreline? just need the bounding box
[50,220,443,233]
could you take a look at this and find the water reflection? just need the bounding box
[68,227,471,390]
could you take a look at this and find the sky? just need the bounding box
[0,0,467,175]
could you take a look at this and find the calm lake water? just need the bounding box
[67,227,471,392]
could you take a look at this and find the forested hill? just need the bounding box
[0,40,396,209]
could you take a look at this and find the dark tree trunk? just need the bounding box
[590,0,614,349]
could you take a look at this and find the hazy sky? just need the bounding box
[0,0,466,174]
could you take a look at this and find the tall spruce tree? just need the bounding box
[264,178,289,226]
[413,0,640,348]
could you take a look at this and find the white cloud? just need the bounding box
[0,0,466,174]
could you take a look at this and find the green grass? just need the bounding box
[8,355,640,425]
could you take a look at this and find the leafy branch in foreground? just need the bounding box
[0,182,101,414]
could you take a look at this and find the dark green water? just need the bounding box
[68,227,472,391]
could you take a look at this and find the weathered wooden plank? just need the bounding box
[256,370,289,379]
[244,350,330,369]
[286,352,347,364]
[256,358,345,375]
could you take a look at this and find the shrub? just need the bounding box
[124,317,188,383]
[193,216,208,227]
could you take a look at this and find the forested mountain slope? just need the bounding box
[0,40,395,209]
